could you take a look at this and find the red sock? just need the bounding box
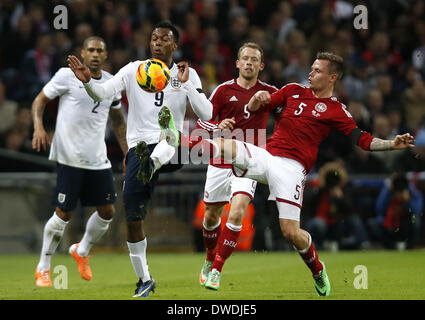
[203,222,222,262]
[212,223,241,272]
[298,235,323,275]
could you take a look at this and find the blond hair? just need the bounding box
[238,42,264,62]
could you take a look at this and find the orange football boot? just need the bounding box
[35,268,52,287]
[69,243,92,281]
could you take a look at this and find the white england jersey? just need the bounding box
[94,61,203,148]
[43,68,121,170]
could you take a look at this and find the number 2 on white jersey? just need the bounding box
[294,102,306,116]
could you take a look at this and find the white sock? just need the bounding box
[295,232,312,253]
[150,139,176,171]
[77,211,112,257]
[37,212,68,272]
[203,217,221,231]
[127,238,150,282]
[226,222,242,232]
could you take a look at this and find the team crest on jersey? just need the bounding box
[58,193,66,203]
[170,77,181,89]
[314,102,327,113]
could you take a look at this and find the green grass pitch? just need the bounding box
[1,250,424,300]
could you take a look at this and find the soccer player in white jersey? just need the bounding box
[68,21,213,297]
[32,37,127,287]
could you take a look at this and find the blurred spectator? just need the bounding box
[101,14,126,50]
[224,11,249,56]
[402,79,425,129]
[0,81,18,135]
[343,56,369,102]
[276,1,297,45]
[367,172,423,249]
[347,100,372,133]
[411,20,425,74]
[366,87,384,121]
[304,162,370,250]
[282,46,310,85]
[362,31,403,75]
[20,32,58,102]
[1,13,34,70]
[346,146,388,174]
[74,23,94,47]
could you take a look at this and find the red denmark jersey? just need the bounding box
[197,79,277,168]
[266,83,359,173]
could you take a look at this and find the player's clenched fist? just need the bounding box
[254,90,271,105]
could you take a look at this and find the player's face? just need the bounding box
[236,47,264,81]
[308,59,336,91]
[150,28,177,64]
[81,40,107,72]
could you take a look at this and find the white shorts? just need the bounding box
[203,165,257,205]
[232,140,306,221]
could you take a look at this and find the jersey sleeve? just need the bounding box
[84,62,130,101]
[331,103,359,136]
[267,83,294,111]
[196,85,222,131]
[188,67,203,90]
[42,68,69,99]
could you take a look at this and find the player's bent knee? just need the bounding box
[97,205,115,220]
[204,205,223,227]
[55,207,72,221]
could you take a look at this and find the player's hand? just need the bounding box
[218,117,236,130]
[392,133,415,149]
[67,55,91,83]
[254,90,271,105]
[177,61,189,83]
[32,127,50,152]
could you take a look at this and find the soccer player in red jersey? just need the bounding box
[158,52,414,296]
[196,42,277,290]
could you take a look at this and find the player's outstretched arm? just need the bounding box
[247,90,271,112]
[370,133,415,151]
[67,55,123,102]
[178,61,212,120]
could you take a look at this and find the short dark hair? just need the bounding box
[238,42,264,62]
[83,36,107,49]
[152,20,180,43]
[316,52,344,80]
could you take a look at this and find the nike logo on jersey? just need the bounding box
[292,94,299,98]
[229,96,238,102]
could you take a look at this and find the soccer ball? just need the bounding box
[136,58,170,93]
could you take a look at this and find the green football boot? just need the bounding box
[158,106,180,147]
[199,260,213,287]
[313,260,331,296]
[205,268,221,290]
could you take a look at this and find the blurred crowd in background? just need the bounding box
[1,0,425,249]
